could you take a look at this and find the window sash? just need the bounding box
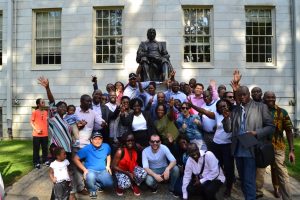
[245,8,273,63]
[183,8,211,63]
[0,12,2,65]
[95,9,123,64]
[35,10,61,65]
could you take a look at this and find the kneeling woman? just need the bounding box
[112,133,147,196]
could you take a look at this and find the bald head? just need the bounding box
[172,81,180,93]
[263,91,276,108]
[203,90,212,104]
[251,87,263,102]
[263,91,275,99]
[187,143,200,161]
[187,143,199,155]
[237,86,250,105]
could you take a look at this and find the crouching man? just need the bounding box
[182,143,225,200]
[142,134,180,196]
[73,132,113,199]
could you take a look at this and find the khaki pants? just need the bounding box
[271,149,292,200]
[256,167,266,196]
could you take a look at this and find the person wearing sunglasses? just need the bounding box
[223,91,235,106]
[112,133,147,197]
[142,134,180,197]
[176,102,204,150]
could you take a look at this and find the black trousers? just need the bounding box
[211,142,235,190]
[32,136,48,164]
[187,179,223,200]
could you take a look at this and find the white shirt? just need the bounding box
[182,150,225,199]
[213,112,232,144]
[132,113,147,131]
[50,159,70,183]
[92,103,102,118]
[105,102,117,112]
[201,100,217,132]
[123,82,150,99]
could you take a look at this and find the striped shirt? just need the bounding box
[48,103,72,153]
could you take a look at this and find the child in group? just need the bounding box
[63,105,81,147]
[49,147,71,200]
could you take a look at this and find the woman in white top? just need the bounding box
[120,98,157,153]
[212,99,235,198]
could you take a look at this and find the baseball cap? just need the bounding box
[129,73,137,79]
[91,131,103,139]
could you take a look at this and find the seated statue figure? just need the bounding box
[136,28,173,81]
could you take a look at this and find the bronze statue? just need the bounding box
[136,28,173,81]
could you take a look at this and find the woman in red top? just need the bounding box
[112,133,147,196]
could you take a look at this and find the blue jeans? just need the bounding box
[235,157,256,200]
[145,166,179,192]
[85,169,114,192]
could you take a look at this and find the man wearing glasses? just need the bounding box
[142,134,180,197]
[223,91,235,106]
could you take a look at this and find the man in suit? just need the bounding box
[222,86,274,200]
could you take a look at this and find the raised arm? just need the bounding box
[92,75,98,91]
[187,97,215,119]
[167,98,176,121]
[38,76,54,104]
[230,69,242,102]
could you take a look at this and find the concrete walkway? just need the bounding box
[4,166,300,200]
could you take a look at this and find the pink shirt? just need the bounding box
[188,86,219,114]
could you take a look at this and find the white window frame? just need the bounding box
[32,9,62,70]
[0,11,2,67]
[245,6,276,68]
[93,7,124,70]
[182,5,214,69]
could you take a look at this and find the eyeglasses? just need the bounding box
[181,107,189,110]
[150,140,161,144]
[126,139,134,142]
[226,96,234,99]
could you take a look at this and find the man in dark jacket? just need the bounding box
[222,86,275,200]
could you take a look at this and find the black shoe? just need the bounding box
[274,188,281,198]
[169,191,179,198]
[43,161,51,167]
[256,194,264,199]
[35,164,41,169]
[151,187,157,193]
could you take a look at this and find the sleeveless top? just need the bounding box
[118,148,138,173]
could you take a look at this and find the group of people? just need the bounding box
[30,70,295,200]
